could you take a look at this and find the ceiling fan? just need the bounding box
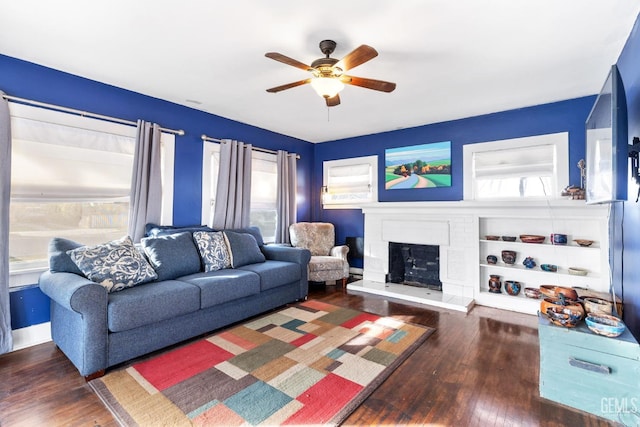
[265,40,396,107]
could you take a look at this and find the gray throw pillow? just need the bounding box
[141,232,202,281]
[193,231,231,272]
[67,236,158,293]
[48,237,85,275]
[223,230,266,268]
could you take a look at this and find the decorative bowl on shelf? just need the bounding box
[522,256,536,269]
[504,280,521,296]
[574,239,594,247]
[550,233,568,245]
[501,250,517,265]
[568,267,588,276]
[524,287,542,299]
[519,234,545,244]
[486,255,498,265]
[583,297,613,315]
[540,264,558,273]
[585,314,625,337]
[485,235,500,241]
[501,236,517,242]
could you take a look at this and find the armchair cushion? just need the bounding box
[289,222,335,256]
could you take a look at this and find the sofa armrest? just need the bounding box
[330,245,349,261]
[39,271,108,377]
[262,245,311,299]
[262,245,311,265]
[39,271,107,313]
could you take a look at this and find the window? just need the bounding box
[8,104,174,286]
[463,132,568,200]
[322,155,378,208]
[201,142,278,243]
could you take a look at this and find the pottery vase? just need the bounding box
[488,274,502,293]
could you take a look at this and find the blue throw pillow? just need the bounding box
[141,232,202,281]
[67,236,158,293]
[48,237,85,275]
[223,230,266,268]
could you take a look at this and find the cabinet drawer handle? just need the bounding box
[568,357,611,374]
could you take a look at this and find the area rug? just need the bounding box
[89,300,434,426]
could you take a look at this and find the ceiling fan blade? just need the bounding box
[325,94,341,107]
[341,75,396,92]
[266,79,312,93]
[334,45,378,72]
[265,52,312,72]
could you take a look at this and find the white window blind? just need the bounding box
[322,155,378,207]
[463,133,568,201]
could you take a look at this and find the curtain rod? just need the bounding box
[2,93,185,136]
[201,134,300,159]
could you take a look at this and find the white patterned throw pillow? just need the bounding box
[193,231,231,272]
[67,236,158,293]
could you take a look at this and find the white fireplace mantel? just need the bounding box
[347,200,610,314]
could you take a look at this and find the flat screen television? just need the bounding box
[585,64,628,204]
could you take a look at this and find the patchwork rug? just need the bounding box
[90,300,434,426]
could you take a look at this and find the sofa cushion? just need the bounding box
[48,237,85,275]
[141,232,201,281]
[145,223,214,237]
[223,230,266,268]
[67,236,158,293]
[177,269,260,309]
[107,280,200,332]
[238,260,300,291]
[193,231,231,272]
[225,226,264,247]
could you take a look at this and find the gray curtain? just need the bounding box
[212,139,252,229]
[0,93,13,354]
[275,150,297,243]
[128,120,162,242]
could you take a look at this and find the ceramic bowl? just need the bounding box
[568,267,588,276]
[554,286,579,301]
[574,239,594,247]
[519,234,545,244]
[540,297,584,318]
[522,256,536,269]
[485,235,500,241]
[524,287,542,299]
[583,297,613,315]
[539,285,556,298]
[550,233,568,245]
[545,305,582,328]
[504,280,521,296]
[501,250,517,265]
[541,264,558,273]
[501,236,517,242]
[486,255,498,265]
[585,314,625,337]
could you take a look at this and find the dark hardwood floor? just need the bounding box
[0,285,614,426]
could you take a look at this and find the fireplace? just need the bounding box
[388,242,442,291]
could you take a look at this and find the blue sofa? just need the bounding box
[39,225,311,379]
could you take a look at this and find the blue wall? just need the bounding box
[313,97,595,249]
[0,54,314,330]
[613,12,640,339]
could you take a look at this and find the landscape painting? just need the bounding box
[385,141,451,190]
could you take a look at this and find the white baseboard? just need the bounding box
[12,322,52,351]
[349,267,363,276]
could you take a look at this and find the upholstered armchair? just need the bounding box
[289,222,349,287]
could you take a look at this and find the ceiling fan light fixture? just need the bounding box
[310,76,344,99]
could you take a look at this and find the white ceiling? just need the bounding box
[1,1,639,143]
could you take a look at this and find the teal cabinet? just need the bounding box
[539,315,640,424]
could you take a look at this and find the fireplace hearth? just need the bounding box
[388,242,442,291]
